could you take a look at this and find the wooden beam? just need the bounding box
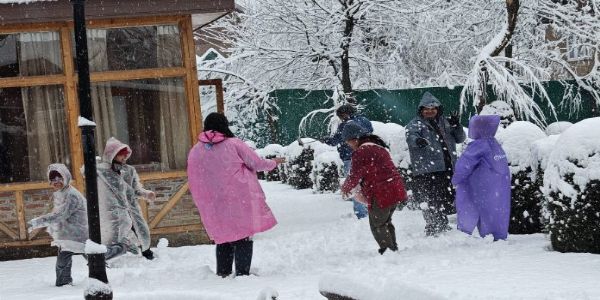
[0,182,49,193]
[139,199,149,221]
[0,22,66,34]
[0,75,66,89]
[138,171,187,181]
[0,238,52,248]
[0,221,19,240]
[181,15,203,141]
[149,182,189,229]
[28,228,44,241]
[60,26,86,193]
[198,79,224,114]
[90,67,188,83]
[150,223,203,235]
[15,191,27,240]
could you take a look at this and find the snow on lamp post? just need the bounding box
[70,0,113,299]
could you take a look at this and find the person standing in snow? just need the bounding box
[96,138,143,260]
[406,92,466,236]
[452,115,511,240]
[106,137,157,260]
[187,113,285,277]
[322,104,373,219]
[340,122,408,255]
[27,164,88,286]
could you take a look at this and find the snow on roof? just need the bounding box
[496,121,546,173]
[544,117,600,200]
[0,0,54,3]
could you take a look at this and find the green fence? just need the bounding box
[254,81,598,147]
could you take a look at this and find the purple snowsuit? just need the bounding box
[452,115,511,240]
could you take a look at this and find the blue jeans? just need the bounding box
[343,160,368,219]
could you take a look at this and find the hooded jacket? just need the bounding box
[341,142,407,209]
[187,130,278,244]
[28,164,89,253]
[406,92,466,175]
[452,115,511,240]
[96,138,139,252]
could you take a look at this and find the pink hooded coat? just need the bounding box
[187,131,278,244]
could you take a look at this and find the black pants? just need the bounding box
[216,237,253,277]
[413,170,455,236]
[369,202,398,252]
[56,250,74,286]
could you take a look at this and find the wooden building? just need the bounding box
[0,0,235,260]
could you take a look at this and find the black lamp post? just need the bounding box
[70,0,112,299]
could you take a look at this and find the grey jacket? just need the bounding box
[406,92,466,176]
[28,164,89,253]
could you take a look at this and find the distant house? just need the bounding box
[0,0,235,260]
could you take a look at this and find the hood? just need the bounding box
[468,115,500,139]
[199,130,227,145]
[417,92,443,117]
[47,163,72,187]
[102,137,132,163]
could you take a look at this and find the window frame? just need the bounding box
[0,15,202,188]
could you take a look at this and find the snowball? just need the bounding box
[157,238,169,249]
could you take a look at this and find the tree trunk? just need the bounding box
[477,0,520,112]
[339,0,360,102]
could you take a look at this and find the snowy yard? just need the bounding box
[1,181,599,300]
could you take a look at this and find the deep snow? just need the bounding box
[1,181,600,300]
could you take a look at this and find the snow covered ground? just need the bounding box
[1,181,600,300]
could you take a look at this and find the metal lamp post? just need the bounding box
[70,0,112,299]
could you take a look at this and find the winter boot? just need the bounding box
[142,249,155,260]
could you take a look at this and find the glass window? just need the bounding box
[84,25,183,72]
[91,77,190,171]
[0,31,63,78]
[0,85,70,183]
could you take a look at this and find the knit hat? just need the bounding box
[341,121,368,141]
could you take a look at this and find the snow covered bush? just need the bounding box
[543,118,600,254]
[257,144,285,181]
[545,121,572,136]
[497,121,547,234]
[284,139,335,190]
[531,134,560,228]
[481,101,516,128]
[312,152,343,193]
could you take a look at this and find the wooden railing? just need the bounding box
[0,170,203,248]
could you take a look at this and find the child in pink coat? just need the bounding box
[187,113,285,277]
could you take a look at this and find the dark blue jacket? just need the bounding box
[324,115,373,161]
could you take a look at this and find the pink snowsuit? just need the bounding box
[187,131,278,244]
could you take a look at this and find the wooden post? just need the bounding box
[60,25,86,192]
[15,191,27,240]
[198,79,225,113]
